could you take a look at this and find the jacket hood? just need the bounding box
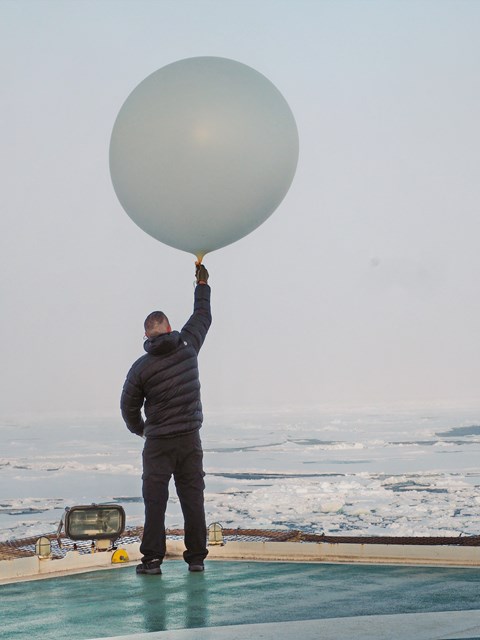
[144,330,183,356]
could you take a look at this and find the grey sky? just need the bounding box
[1,0,479,419]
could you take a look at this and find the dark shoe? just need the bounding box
[136,560,162,575]
[188,563,205,572]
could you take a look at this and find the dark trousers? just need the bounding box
[140,430,208,565]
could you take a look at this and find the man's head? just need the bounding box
[144,311,171,339]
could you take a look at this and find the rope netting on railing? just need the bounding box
[1,528,480,562]
[0,528,142,561]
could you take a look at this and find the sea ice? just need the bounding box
[1,406,480,540]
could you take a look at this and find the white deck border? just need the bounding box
[3,538,480,584]
[90,610,480,640]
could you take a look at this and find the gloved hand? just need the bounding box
[195,263,209,284]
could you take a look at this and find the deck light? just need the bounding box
[65,504,125,540]
[208,522,224,546]
[35,536,51,558]
[59,504,125,548]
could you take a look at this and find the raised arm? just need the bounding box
[181,263,212,353]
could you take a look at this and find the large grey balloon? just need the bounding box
[110,56,299,261]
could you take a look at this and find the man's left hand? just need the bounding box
[195,263,209,284]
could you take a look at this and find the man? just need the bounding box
[121,263,211,575]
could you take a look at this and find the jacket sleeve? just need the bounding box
[120,366,145,436]
[180,284,212,354]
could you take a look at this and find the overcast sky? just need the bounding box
[1,0,479,420]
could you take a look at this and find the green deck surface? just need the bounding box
[2,560,480,639]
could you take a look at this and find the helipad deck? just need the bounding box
[2,559,480,640]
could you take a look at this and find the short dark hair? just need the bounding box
[144,311,169,337]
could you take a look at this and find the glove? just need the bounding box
[195,263,209,284]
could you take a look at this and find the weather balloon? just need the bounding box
[109,56,299,261]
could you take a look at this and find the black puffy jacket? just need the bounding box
[121,284,211,438]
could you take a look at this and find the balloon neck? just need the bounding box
[195,254,204,264]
